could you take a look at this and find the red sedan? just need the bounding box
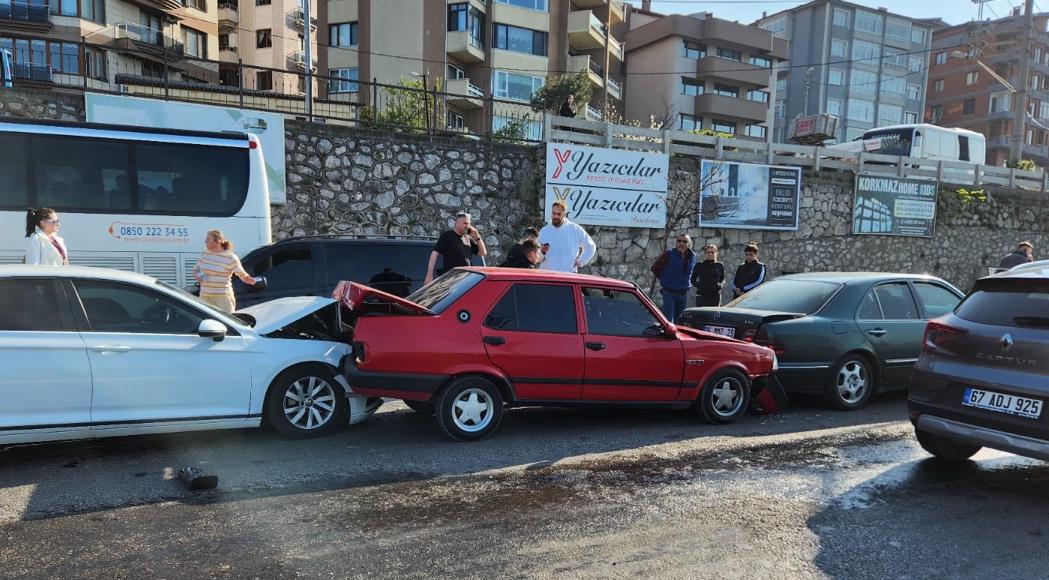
[336,268,777,441]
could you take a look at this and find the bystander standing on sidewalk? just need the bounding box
[24,207,68,266]
[539,200,596,273]
[425,211,487,284]
[193,229,256,313]
[651,234,697,323]
[732,242,766,298]
[998,241,1035,270]
[500,240,542,269]
[691,244,725,307]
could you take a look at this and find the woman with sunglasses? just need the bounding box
[24,207,69,266]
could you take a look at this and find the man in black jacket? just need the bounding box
[998,241,1034,270]
[500,240,541,269]
[732,242,766,297]
[691,244,725,307]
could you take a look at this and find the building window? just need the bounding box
[747,89,769,103]
[682,77,703,96]
[776,77,787,93]
[448,3,467,31]
[833,8,850,27]
[831,39,848,58]
[256,0,269,5]
[879,76,905,98]
[852,40,881,64]
[908,56,923,72]
[679,114,700,131]
[935,51,947,65]
[683,41,705,59]
[79,0,103,23]
[966,71,978,85]
[141,60,164,79]
[448,64,465,80]
[934,79,944,92]
[829,69,845,85]
[492,70,544,101]
[495,0,547,11]
[218,34,229,49]
[716,47,741,61]
[885,18,911,44]
[182,26,206,59]
[930,105,943,122]
[907,83,920,100]
[904,111,918,124]
[1040,100,1049,119]
[182,0,205,10]
[256,71,272,90]
[49,0,77,16]
[847,98,875,123]
[882,48,908,68]
[745,124,767,139]
[849,70,877,96]
[749,55,772,69]
[714,84,738,98]
[963,98,976,115]
[494,24,548,56]
[762,16,786,36]
[827,98,843,117]
[1037,47,1044,62]
[329,68,358,93]
[256,29,272,48]
[448,112,465,130]
[329,22,358,47]
[877,104,902,126]
[911,27,927,45]
[855,10,884,35]
[711,120,736,134]
[775,99,785,118]
[45,41,79,74]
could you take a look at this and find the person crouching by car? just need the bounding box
[691,244,725,307]
[193,229,256,313]
[651,234,697,323]
[500,240,542,269]
[504,227,542,267]
[732,242,766,298]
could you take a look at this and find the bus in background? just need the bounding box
[829,124,986,165]
[1,48,12,88]
[0,118,271,287]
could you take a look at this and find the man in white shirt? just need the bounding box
[539,200,597,273]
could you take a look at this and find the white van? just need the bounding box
[830,124,986,165]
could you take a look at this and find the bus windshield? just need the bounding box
[860,128,915,156]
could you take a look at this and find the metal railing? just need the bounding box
[607,76,621,94]
[586,104,602,120]
[0,0,49,23]
[546,116,1049,192]
[11,62,52,82]
[466,81,483,98]
[589,12,607,37]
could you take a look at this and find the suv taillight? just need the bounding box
[923,320,967,352]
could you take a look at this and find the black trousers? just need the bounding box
[696,292,721,307]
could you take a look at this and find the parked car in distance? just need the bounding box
[338,268,778,441]
[228,235,484,308]
[677,273,964,410]
[910,265,1049,462]
[0,265,380,445]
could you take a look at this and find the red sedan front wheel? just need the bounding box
[695,369,751,424]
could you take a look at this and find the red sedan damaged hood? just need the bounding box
[332,281,433,316]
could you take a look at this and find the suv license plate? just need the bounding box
[703,325,735,338]
[962,388,1043,419]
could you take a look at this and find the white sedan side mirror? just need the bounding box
[197,319,227,342]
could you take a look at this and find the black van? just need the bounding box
[232,235,483,308]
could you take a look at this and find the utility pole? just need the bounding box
[766,59,779,145]
[1011,0,1034,164]
[303,0,314,121]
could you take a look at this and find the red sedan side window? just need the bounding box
[483,284,578,334]
[581,287,661,337]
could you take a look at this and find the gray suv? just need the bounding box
[909,265,1049,461]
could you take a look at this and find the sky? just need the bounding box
[647,0,1028,26]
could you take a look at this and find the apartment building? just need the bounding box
[216,0,317,93]
[623,9,788,140]
[926,10,1049,166]
[317,0,626,134]
[0,0,219,86]
[755,0,932,143]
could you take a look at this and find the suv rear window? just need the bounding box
[955,279,1049,327]
[727,280,841,314]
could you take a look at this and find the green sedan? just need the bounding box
[677,273,964,409]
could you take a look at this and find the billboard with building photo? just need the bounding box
[853,174,938,237]
[698,160,801,230]
[85,94,288,204]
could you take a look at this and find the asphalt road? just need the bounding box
[1,395,1047,579]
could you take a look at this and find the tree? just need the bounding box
[361,76,444,132]
[529,71,592,114]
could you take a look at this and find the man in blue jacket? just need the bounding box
[651,234,697,323]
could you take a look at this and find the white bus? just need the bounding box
[0,118,272,287]
[830,124,986,165]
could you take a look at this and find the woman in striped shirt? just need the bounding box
[193,229,256,312]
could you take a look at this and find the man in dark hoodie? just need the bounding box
[732,242,766,297]
[500,240,541,269]
[998,241,1034,270]
[691,244,725,307]
[504,227,541,267]
[652,233,698,323]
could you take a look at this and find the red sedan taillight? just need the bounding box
[923,320,967,353]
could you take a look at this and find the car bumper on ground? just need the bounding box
[342,357,449,401]
[915,414,1049,461]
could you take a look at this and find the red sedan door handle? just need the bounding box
[483,336,505,346]
[585,342,606,351]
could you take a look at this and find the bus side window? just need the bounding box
[959,136,970,162]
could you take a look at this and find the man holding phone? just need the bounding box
[425,211,488,285]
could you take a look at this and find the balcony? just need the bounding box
[568,10,606,50]
[606,76,621,100]
[694,93,768,123]
[10,62,52,83]
[288,6,317,31]
[446,77,484,110]
[609,0,624,22]
[586,103,603,121]
[696,57,770,87]
[608,36,623,62]
[568,54,603,88]
[447,30,484,63]
[218,45,238,63]
[125,0,183,15]
[0,1,51,32]
[218,3,238,28]
[111,23,185,59]
[287,49,317,72]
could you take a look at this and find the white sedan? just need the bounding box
[0,265,380,445]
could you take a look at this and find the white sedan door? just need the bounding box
[0,278,92,432]
[69,279,253,426]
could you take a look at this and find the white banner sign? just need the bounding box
[545,143,669,228]
[85,94,288,204]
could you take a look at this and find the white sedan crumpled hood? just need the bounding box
[238,296,337,335]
